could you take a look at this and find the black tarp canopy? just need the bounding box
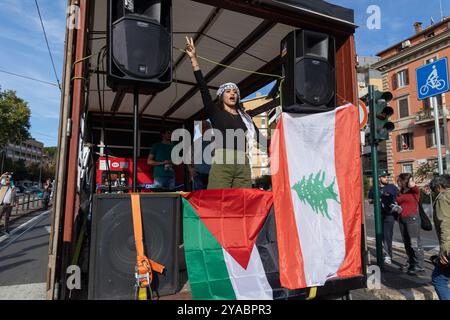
[86,0,356,122]
[265,0,354,25]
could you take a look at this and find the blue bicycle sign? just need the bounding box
[416,57,449,100]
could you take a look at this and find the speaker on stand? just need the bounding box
[106,0,173,192]
[280,29,336,114]
[107,0,173,93]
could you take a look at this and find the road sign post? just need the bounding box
[442,104,450,173]
[416,57,450,174]
[432,95,444,174]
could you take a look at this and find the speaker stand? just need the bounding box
[133,88,139,193]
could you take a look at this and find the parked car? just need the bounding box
[25,186,44,199]
[15,185,27,195]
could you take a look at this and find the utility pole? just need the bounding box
[369,86,383,269]
[38,161,43,188]
[440,99,450,173]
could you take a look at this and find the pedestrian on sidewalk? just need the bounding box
[0,172,17,234]
[396,173,425,275]
[368,170,399,265]
[42,178,52,210]
[429,175,450,300]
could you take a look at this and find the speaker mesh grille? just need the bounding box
[295,58,335,106]
[89,195,180,300]
[112,18,171,79]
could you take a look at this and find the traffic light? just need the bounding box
[370,89,394,142]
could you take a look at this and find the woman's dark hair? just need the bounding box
[430,174,450,193]
[397,173,413,191]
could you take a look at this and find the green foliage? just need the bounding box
[415,161,437,183]
[44,146,58,159]
[291,171,340,221]
[2,157,55,183]
[0,88,31,148]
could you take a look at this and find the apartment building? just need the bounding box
[4,138,46,164]
[373,18,450,179]
[243,93,271,178]
[357,56,383,98]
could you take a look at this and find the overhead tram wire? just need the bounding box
[174,47,285,107]
[34,0,62,91]
[0,69,59,87]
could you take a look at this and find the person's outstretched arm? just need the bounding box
[185,37,214,116]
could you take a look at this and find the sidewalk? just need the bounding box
[1,198,46,233]
[353,238,439,300]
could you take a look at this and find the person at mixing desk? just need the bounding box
[147,129,175,190]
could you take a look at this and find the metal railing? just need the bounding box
[12,193,46,217]
[415,108,443,122]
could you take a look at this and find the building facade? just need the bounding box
[4,138,45,164]
[357,56,383,98]
[373,18,450,180]
[357,55,388,175]
[243,93,271,178]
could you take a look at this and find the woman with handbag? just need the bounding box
[396,173,425,275]
[429,175,450,300]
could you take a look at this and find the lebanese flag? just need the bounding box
[270,104,363,289]
[182,189,306,300]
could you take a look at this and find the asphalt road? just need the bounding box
[363,200,439,252]
[0,210,51,299]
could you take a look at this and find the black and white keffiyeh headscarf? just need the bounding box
[216,82,241,101]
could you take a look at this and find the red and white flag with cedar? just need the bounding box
[270,104,363,289]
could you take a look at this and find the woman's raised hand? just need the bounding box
[185,36,197,59]
[408,177,416,189]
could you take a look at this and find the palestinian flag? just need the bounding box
[182,189,306,300]
[270,104,363,290]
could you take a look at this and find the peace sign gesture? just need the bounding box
[185,36,200,71]
[185,36,197,59]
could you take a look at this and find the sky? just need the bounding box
[0,0,449,146]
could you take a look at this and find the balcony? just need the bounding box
[415,108,445,125]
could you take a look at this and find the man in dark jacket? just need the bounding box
[368,170,399,265]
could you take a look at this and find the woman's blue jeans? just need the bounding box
[432,266,450,300]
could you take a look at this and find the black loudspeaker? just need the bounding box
[107,0,172,93]
[88,194,181,300]
[280,29,336,114]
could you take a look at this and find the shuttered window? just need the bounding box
[397,69,409,88]
[398,98,409,118]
